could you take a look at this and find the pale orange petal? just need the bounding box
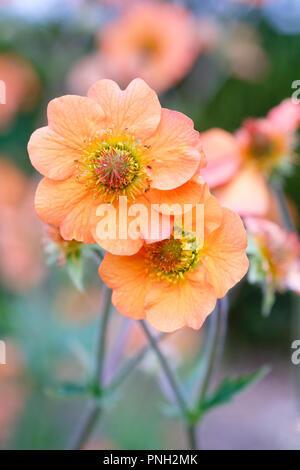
[28,95,106,180]
[145,177,206,215]
[47,95,106,146]
[214,165,271,217]
[28,126,80,180]
[99,251,150,319]
[60,196,96,244]
[201,207,249,298]
[175,181,222,238]
[200,128,241,188]
[145,108,204,190]
[35,177,95,243]
[91,195,172,255]
[145,273,216,332]
[87,78,161,139]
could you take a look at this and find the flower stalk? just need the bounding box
[68,285,111,450]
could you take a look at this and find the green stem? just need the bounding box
[140,320,196,450]
[198,297,228,410]
[68,285,111,450]
[194,298,228,450]
[271,180,296,232]
[108,332,166,391]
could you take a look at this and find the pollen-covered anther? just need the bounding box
[95,147,138,191]
[77,133,151,201]
[145,234,200,283]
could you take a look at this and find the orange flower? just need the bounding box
[201,99,300,217]
[246,217,300,294]
[0,53,40,130]
[0,158,45,291]
[97,1,199,93]
[99,186,249,332]
[28,78,206,255]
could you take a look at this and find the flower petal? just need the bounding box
[145,271,216,332]
[99,251,150,319]
[87,78,161,139]
[145,108,204,190]
[28,95,106,180]
[91,195,173,255]
[201,207,249,298]
[47,95,106,146]
[214,165,271,217]
[145,177,206,215]
[200,128,241,188]
[28,126,80,180]
[35,177,95,243]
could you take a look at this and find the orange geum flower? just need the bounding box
[200,99,300,217]
[28,78,206,255]
[97,1,199,93]
[99,186,249,332]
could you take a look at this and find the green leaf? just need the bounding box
[200,367,269,415]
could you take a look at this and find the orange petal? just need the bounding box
[35,177,95,243]
[144,271,216,332]
[47,95,106,146]
[201,207,249,298]
[28,126,80,180]
[99,251,150,319]
[87,78,161,139]
[145,177,206,215]
[144,108,204,190]
[214,165,271,217]
[90,195,173,255]
[173,181,222,238]
[28,95,106,180]
[200,128,241,188]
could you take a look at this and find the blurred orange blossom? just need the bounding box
[99,185,249,332]
[0,53,40,131]
[0,158,45,291]
[28,78,206,255]
[201,99,300,217]
[97,0,199,93]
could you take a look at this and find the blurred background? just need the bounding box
[0,0,300,450]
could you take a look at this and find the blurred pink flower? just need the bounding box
[245,217,300,294]
[223,24,269,83]
[0,53,40,131]
[200,99,300,217]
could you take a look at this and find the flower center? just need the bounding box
[77,132,150,202]
[95,146,139,191]
[145,231,200,283]
[249,132,275,160]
